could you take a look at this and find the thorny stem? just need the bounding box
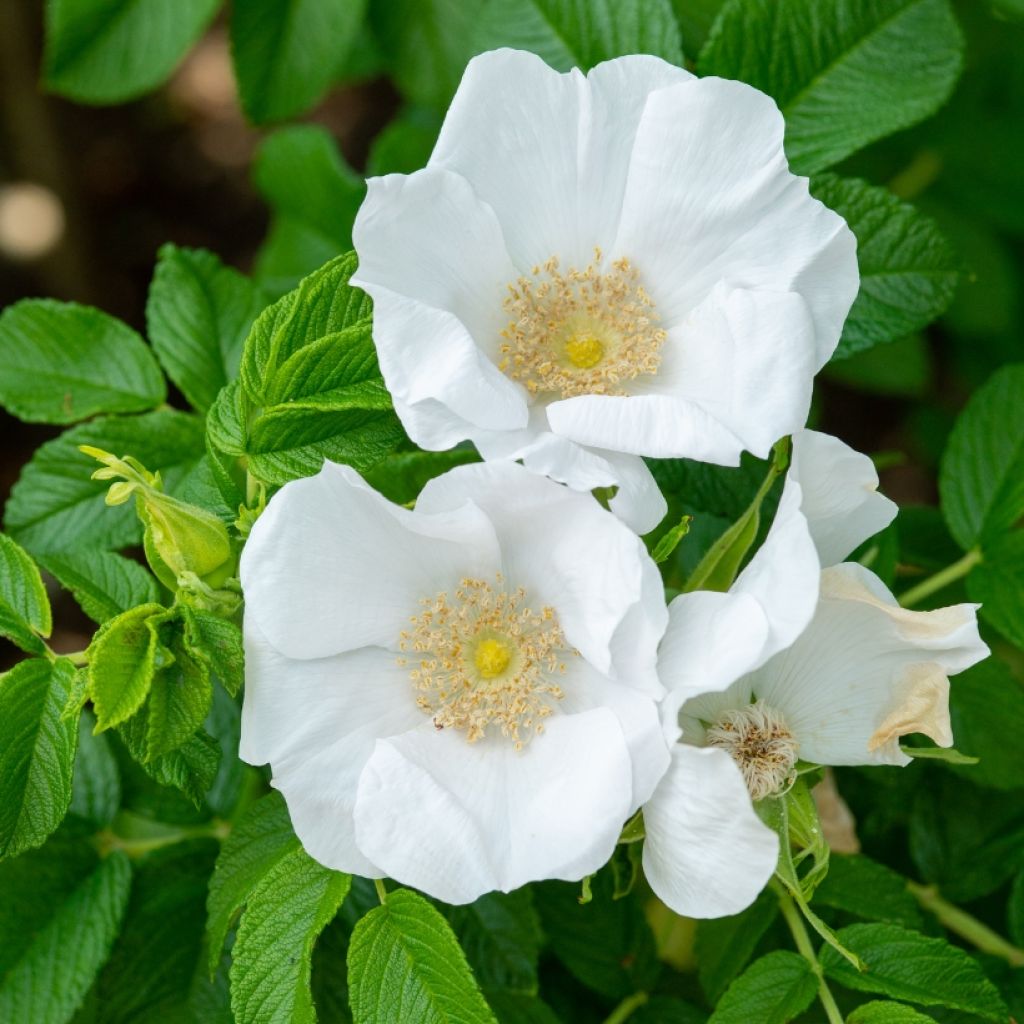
[776,887,845,1024]
[899,548,982,608]
[601,991,649,1024]
[909,881,1024,967]
[374,878,389,904]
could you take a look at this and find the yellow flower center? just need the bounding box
[398,575,574,749]
[499,249,666,399]
[705,700,800,801]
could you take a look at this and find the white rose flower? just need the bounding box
[642,431,987,918]
[351,49,859,534]
[239,460,669,904]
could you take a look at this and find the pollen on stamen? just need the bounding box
[705,700,800,801]
[498,248,667,399]
[398,575,575,750]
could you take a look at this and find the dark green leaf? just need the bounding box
[366,107,443,177]
[43,0,219,102]
[699,0,964,174]
[363,448,480,506]
[69,710,121,828]
[0,658,78,858]
[1009,872,1024,949]
[634,995,708,1024]
[348,888,497,1024]
[847,1002,940,1023]
[0,533,51,655]
[231,847,351,1024]
[967,531,1024,648]
[38,549,160,626]
[811,176,959,360]
[707,951,817,1024]
[187,611,245,698]
[820,923,1008,1019]
[696,890,779,1003]
[0,300,165,424]
[146,244,266,414]
[812,854,923,929]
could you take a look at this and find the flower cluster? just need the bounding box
[240,52,988,913]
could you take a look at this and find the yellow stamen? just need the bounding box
[564,334,605,369]
[474,637,512,678]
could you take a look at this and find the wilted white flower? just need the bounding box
[239,460,669,904]
[642,431,987,918]
[352,50,859,534]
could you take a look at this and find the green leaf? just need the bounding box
[473,0,683,70]
[1009,872,1024,949]
[207,791,300,971]
[810,176,959,361]
[819,923,1008,1020]
[812,854,924,929]
[0,658,78,859]
[939,363,1024,550]
[366,107,443,177]
[486,991,565,1024]
[43,0,219,102]
[707,951,817,1024]
[231,847,351,1024]
[847,1002,939,1023]
[0,300,165,424]
[0,533,52,655]
[253,127,364,295]
[0,843,132,1023]
[348,887,497,1024]
[633,996,708,1024]
[363,448,481,506]
[696,890,779,1003]
[37,549,160,625]
[87,603,166,732]
[187,612,245,697]
[146,245,266,414]
[652,513,692,564]
[237,252,404,485]
[125,728,221,808]
[968,531,1024,648]
[231,0,367,122]
[899,744,978,765]
[446,890,543,996]
[69,711,121,828]
[698,0,964,174]
[4,409,206,557]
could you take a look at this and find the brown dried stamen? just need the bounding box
[705,700,800,801]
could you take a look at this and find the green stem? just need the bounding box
[899,548,981,608]
[601,991,648,1024]
[374,878,389,904]
[93,819,229,859]
[909,882,1024,967]
[776,888,845,1024]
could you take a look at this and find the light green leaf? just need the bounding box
[348,887,497,1024]
[847,1001,939,1022]
[0,300,165,424]
[698,0,964,174]
[0,533,51,655]
[146,245,266,414]
[253,126,364,295]
[87,603,166,732]
[187,611,245,698]
[940,363,1024,549]
[43,0,219,103]
[696,890,779,1003]
[124,728,221,808]
[819,923,1008,1020]
[231,0,367,122]
[363,449,481,506]
[812,854,923,929]
[0,658,78,859]
[37,549,160,625]
[967,531,1024,648]
[707,951,817,1024]
[207,791,300,971]
[231,847,351,1024]
[899,744,978,765]
[810,176,959,361]
[0,843,132,1023]
[473,0,683,70]
[69,710,121,828]
[4,409,206,557]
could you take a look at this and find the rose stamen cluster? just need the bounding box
[499,250,666,398]
[398,574,572,749]
[705,700,800,800]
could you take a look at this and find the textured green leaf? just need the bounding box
[0,658,78,859]
[348,888,497,1024]
[43,0,218,102]
[4,409,206,557]
[146,245,266,414]
[232,0,367,122]
[0,300,165,424]
[207,791,300,971]
[38,549,160,625]
[473,0,683,70]
[811,176,959,360]
[187,612,245,698]
[707,951,817,1024]
[231,847,351,1024]
[847,1002,939,1022]
[939,363,1024,549]
[0,532,51,655]
[696,890,779,1003]
[253,126,364,295]
[968,531,1024,647]
[446,890,543,997]
[0,844,131,1023]
[124,728,221,808]
[69,710,121,828]
[820,923,1008,1020]
[812,855,924,929]
[698,0,964,174]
